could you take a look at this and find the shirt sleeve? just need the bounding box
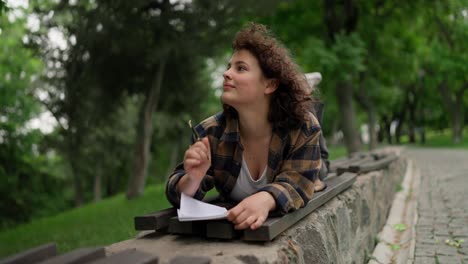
[259,125,322,215]
[165,162,215,208]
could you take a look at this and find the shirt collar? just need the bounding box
[220,116,240,143]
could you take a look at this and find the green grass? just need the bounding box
[399,128,468,148]
[328,145,347,160]
[0,184,171,258]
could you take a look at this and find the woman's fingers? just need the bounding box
[187,144,209,161]
[184,158,201,167]
[201,137,211,160]
[185,147,208,161]
[235,215,256,230]
[250,215,267,230]
[192,140,208,154]
[227,203,244,222]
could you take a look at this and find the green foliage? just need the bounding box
[390,243,401,251]
[445,239,465,248]
[0,184,170,258]
[0,0,7,15]
[393,223,407,232]
[0,6,72,229]
[402,129,468,148]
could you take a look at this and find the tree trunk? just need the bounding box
[394,111,405,144]
[381,115,392,144]
[394,92,408,145]
[368,110,377,149]
[94,174,101,202]
[336,81,361,154]
[126,58,167,199]
[354,77,377,150]
[438,81,466,144]
[67,128,84,206]
[452,106,463,144]
[408,90,417,143]
[69,155,84,206]
[165,140,180,181]
[94,166,102,202]
[324,0,360,154]
[329,119,340,146]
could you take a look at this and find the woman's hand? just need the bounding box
[184,137,211,181]
[227,191,276,230]
[178,137,211,196]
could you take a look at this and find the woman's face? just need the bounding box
[222,49,275,109]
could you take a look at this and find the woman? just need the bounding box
[166,23,326,231]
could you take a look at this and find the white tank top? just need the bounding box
[229,156,268,202]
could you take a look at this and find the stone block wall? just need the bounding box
[277,157,407,263]
[107,157,407,264]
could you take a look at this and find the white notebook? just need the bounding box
[177,193,228,221]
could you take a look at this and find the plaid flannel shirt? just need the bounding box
[165,111,322,215]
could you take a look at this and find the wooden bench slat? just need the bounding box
[88,249,158,264]
[0,243,57,264]
[348,156,376,173]
[242,172,357,241]
[356,153,398,173]
[168,217,207,235]
[169,255,211,264]
[38,247,105,264]
[205,221,240,240]
[134,208,176,231]
[331,155,367,174]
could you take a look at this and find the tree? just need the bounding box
[29,0,281,203]
[0,5,70,228]
[425,0,467,143]
[125,0,281,198]
[265,0,365,154]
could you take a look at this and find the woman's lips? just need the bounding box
[223,84,235,90]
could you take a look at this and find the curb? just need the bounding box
[368,158,421,264]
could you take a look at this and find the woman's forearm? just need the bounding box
[176,174,202,197]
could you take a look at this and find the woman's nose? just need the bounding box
[223,69,232,80]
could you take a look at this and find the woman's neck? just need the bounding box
[237,104,272,141]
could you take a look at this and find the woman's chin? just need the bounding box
[221,94,235,105]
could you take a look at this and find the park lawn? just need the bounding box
[0,184,171,259]
[0,146,348,259]
[328,145,347,160]
[400,128,468,148]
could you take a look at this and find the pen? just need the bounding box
[188,120,209,161]
[188,120,201,142]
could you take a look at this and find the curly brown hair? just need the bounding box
[223,22,315,130]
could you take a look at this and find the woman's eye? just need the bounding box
[237,66,246,71]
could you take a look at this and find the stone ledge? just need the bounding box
[107,152,407,264]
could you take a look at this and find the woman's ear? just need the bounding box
[264,79,279,95]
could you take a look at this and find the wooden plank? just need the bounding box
[325,172,337,179]
[134,208,176,231]
[88,249,158,264]
[357,153,398,173]
[243,172,357,241]
[170,256,211,264]
[205,220,240,240]
[38,247,105,264]
[0,243,57,264]
[348,156,376,173]
[336,155,370,174]
[168,217,207,236]
[134,196,220,231]
[331,155,366,173]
